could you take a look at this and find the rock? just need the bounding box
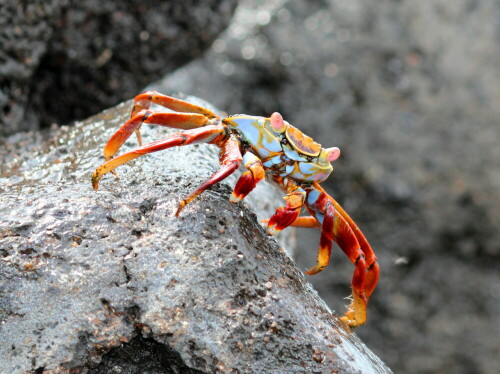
[0,0,238,136]
[149,1,500,373]
[0,97,392,373]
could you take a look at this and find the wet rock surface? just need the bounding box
[151,1,500,373]
[0,0,238,136]
[0,98,392,373]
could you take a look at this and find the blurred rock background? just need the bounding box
[0,0,238,135]
[1,0,499,373]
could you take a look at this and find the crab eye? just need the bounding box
[325,147,341,162]
[270,112,286,133]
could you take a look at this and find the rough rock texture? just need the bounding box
[0,0,238,136]
[0,98,392,373]
[150,1,500,373]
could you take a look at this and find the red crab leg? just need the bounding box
[103,110,211,161]
[307,199,368,326]
[262,216,321,228]
[229,152,265,203]
[131,91,219,119]
[327,196,379,299]
[305,183,379,327]
[175,135,242,216]
[266,184,307,236]
[92,125,226,190]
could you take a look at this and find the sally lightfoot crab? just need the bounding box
[91,91,379,327]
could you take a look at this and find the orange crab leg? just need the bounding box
[288,216,322,228]
[127,91,219,149]
[92,125,226,190]
[229,152,266,203]
[131,91,219,119]
[175,135,242,216]
[103,110,211,161]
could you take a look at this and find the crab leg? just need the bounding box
[229,152,266,203]
[305,183,379,327]
[131,91,219,119]
[103,110,211,161]
[125,91,219,150]
[309,183,379,298]
[262,216,321,228]
[175,135,242,216]
[326,194,379,299]
[92,125,226,190]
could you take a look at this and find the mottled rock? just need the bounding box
[0,0,238,136]
[150,1,500,373]
[0,97,391,373]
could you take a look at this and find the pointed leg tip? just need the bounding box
[339,315,365,328]
[266,225,279,236]
[340,293,367,328]
[175,201,186,217]
[305,265,324,276]
[91,176,100,190]
[229,194,241,203]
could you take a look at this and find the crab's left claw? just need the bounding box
[266,187,306,236]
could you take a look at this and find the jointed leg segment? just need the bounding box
[175,136,242,216]
[230,152,266,203]
[103,110,211,161]
[293,183,379,327]
[131,91,219,119]
[92,125,227,190]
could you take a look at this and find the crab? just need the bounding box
[91,91,379,327]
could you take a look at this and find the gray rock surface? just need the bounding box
[0,0,238,136]
[0,98,392,373]
[150,1,500,373]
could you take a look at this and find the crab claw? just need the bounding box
[266,190,305,235]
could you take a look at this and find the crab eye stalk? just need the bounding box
[325,147,341,162]
[270,112,287,133]
[318,146,341,164]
